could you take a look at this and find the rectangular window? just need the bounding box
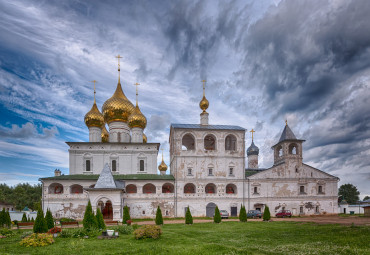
[253,187,258,194]
[140,160,145,171]
[300,206,304,213]
[112,160,117,172]
[208,168,213,176]
[229,167,234,176]
[86,160,91,171]
[318,185,323,193]
[300,186,305,194]
[187,168,192,176]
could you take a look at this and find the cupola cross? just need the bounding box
[115,54,122,82]
[134,82,140,106]
[250,129,255,141]
[202,80,206,96]
[90,80,97,103]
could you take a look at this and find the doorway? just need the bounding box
[206,203,217,217]
[231,207,237,217]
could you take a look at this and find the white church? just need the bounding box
[40,59,339,220]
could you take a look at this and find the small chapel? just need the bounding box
[40,57,339,220]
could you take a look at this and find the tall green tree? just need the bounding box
[45,208,54,229]
[155,206,163,225]
[214,206,221,223]
[239,205,247,222]
[83,200,97,230]
[22,212,28,222]
[33,207,48,233]
[185,206,193,225]
[339,184,360,204]
[122,206,131,224]
[363,196,369,201]
[96,208,106,230]
[263,206,271,221]
[0,183,42,211]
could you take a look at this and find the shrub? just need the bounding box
[263,206,271,221]
[0,209,4,227]
[47,227,61,234]
[126,220,132,226]
[0,228,14,237]
[22,213,28,222]
[83,200,97,230]
[114,225,133,235]
[95,208,105,230]
[19,233,54,247]
[133,225,162,240]
[214,206,221,223]
[132,224,139,230]
[185,207,193,225]
[122,206,131,224]
[27,215,31,222]
[239,205,247,222]
[59,228,100,238]
[155,206,163,225]
[4,211,11,228]
[33,207,48,233]
[59,218,76,223]
[45,209,54,230]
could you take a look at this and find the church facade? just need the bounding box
[40,61,339,220]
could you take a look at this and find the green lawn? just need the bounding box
[1,221,369,255]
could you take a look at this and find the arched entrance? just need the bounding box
[206,202,217,217]
[97,199,113,219]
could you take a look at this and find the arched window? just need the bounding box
[226,184,237,194]
[182,134,195,150]
[86,160,91,171]
[49,183,64,194]
[225,135,237,151]
[289,143,297,155]
[204,134,216,150]
[143,183,156,194]
[277,145,283,157]
[253,186,258,194]
[184,183,196,194]
[205,183,216,194]
[162,183,174,193]
[140,160,144,171]
[126,184,137,194]
[70,184,83,194]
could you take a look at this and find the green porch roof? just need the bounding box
[40,174,175,181]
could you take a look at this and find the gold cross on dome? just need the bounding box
[90,80,97,102]
[115,54,122,68]
[250,129,255,141]
[134,82,140,106]
[202,80,206,96]
[161,147,164,160]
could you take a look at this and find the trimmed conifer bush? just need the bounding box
[96,208,105,230]
[263,206,271,221]
[45,208,54,229]
[5,211,12,228]
[33,207,48,233]
[22,212,28,222]
[83,200,97,230]
[27,215,31,222]
[122,205,131,224]
[239,205,247,222]
[155,206,163,225]
[185,206,193,225]
[214,206,221,223]
[0,208,5,227]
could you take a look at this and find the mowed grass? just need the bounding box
[1,221,369,255]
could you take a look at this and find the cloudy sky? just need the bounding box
[0,0,369,197]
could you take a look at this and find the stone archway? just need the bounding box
[206,202,217,217]
[97,199,113,219]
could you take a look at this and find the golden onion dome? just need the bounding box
[128,105,147,129]
[143,133,147,143]
[84,102,104,128]
[102,83,135,124]
[199,96,209,112]
[101,124,109,143]
[158,159,168,172]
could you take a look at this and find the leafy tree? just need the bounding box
[5,211,12,228]
[339,184,360,204]
[96,208,106,230]
[0,208,5,227]
[214,206,221,223]
[33,207,48,233]
[0,183,42,211]
[45,209,54,229]
[122,206,131,224]
[155,206,163,225]
[239,205,247,222]
[185,206,193,225]
[83,200,97,230]
[363,196,370,201]
[263,206,271,221]
[22,212,28,222]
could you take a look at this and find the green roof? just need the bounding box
[245,168,267,177]
[40,174,175,181]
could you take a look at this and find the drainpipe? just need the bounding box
[248,178,250,211]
